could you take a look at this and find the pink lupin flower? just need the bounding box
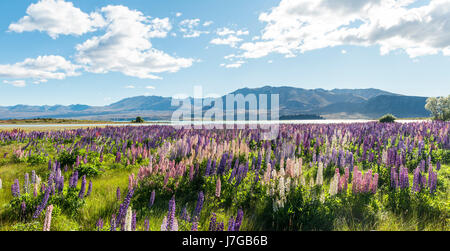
[43,205,54,231]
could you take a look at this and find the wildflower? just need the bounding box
[131,211,137,231]
[227,216,235,231]
[96,218,104,231]
[124,207,133,231]
[209,213,217,231]
[21,201,27,217]
[43,205,54,231]
[412,167,422,192]
[11,179,20,197]
[86,180,93,197]
[194,191,204,218]
[110,214,116,231]
[234,209,244,231]
[145,218,150,231]
[149,190,155,208]
[191,221,198,231]
[315,163,323,186]
[116,187,121,201]
[167,196,176,231]
[78,175,87,199]
[215,178,221,198]
[0,178,2,190]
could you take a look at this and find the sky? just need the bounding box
[0,0,450,106]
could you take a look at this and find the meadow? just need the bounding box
[0,122,448,231]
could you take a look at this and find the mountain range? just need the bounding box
[0,86,431,121]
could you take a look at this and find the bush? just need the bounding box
[379,114,397,123]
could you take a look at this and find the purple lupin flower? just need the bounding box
[145,218,150,231]
[412,167,422,192]
[149,190,155,208]
[234,209,244,231]
[116,187,121,201]
[11,179,20,197]
[209,213,217,231]
[228,216,235,231]
[78,175,87,199]
[131,211,137,231]
[191,221,198,231]
[97,218,104,231]
[436,161,441,171]
[110,214,116,231]
[21,201,27,217]
[86,180,93,197]
[33,186,51,218]
[194,191,204,218]
[167,196,176,231]
[217,222,224,231]
[116,188,135,228]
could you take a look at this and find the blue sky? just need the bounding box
[0,0,449,106]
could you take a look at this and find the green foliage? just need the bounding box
[27,154,48,166]
[379,114,397,123]
[58,149,79,167]
[11,221,42,231]
[75,163,103,178]
[426,95,450,121]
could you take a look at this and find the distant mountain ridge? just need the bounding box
[0,86,430,120]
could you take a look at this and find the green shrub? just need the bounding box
[379,114,397,123]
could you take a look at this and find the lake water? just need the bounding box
[0,119,429,128]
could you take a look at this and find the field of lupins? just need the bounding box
[0,122,449,231]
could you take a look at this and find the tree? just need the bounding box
[425,95,450,121]
[379,114,396,123]
[133,116,144,123]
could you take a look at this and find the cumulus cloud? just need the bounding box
[3,80,27,87]
[238,0,450,59]
[179,19,210,38]
[0,55,80,82]
[9,0,106,39]
[75,5,194,79]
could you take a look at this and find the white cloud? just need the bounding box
[341,50,347,54]
[0,55,80,82]
[76,5,194,79]
[221,60,245,68]
[239,0,450,59]
[179,19,210,38]
[145,85,156,89]
[203,21,214,27]
[176,12,183,17]
[3,80,26,87]
[216,28,249,37]
[125,85,135,89]
[9,0,106,39]
[211,35,243,48]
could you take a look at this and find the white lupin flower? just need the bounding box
[316,163,324,186]
[0,178,2,189]
[124,207,132,231]
[278,177,285,198]
[161,216,168,231]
